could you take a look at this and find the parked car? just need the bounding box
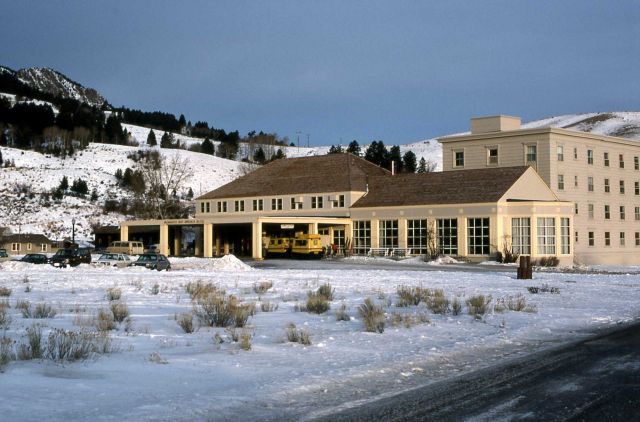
[50,248,91,268]
[14,253,49,264]
[0,249,9,262]
[95,253,132,268]
[133,253,171,271]
[107,241,145,255]
[144,244,160,254]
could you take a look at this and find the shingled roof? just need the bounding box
[352,166,532,208]
[198,154,390,200]
[0,234,54,244]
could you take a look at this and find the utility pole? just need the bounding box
[306,134,310,148]
[72,217,76,246]
[296,131,301,153]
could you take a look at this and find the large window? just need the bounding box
[526,145,537,162]
[560,218,570,254]
[252,199,263,211]
[290,198,302,210]
[438,219,458,255]
[537,217,556,255]
[467,218,490,255]
[605,231,611,246]
[588,203,594,219]
[511,218,531,255]
[311,196,324,209]
[620,232,626,246]
[379,220,398,249]
[407,219,427,255]
[635,156,639,170]
[635,182,639,196]
[271,198,283,210]
[234,200,244,212]
[217,201,227,213]
[588,231,595,246]
[352,221,371,255]
[332,229,345,249]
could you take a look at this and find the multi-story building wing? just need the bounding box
[439,115,640,264]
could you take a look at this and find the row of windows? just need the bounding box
[352,218,570,256]
[559,145,640,170]
[560,176,640,195]
[200,195,346,214]
[10,243,48,252]
[580,231,640,247]
[577,204,640,220]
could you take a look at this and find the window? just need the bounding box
[560,218,570,254]
[335,195,345,208]
[487,148,498,165]
[200,202,205,213]
[290,198,302,210]
[587,149,593,165]
[332,229,345,249]
[558,174,564,190]
[407,219,427,255]
[574,175,578,188]
[352,221,371,255]
[217,201,227,213]
[604,205,610,219]
[27,243,32,251]
[511,218,531,255]
[636,232,640,246]
[379,220,398,249]
[454,150,464,167]
[557,145,564,161]
[619,205,626,220]
[620,180,625,194]
[467,218,490,255]
[588,177,594,192]
[620,232,626,246]
[574,203,578,215]
[620,154,625,168]
[311,196,323,209]
[40,244,47,252]
[636,182,639,196]
[537,217,556,255]
[206,202,210,213]
[605,231,611,246]
[604,152,610,167]
[635,156,639,171]
[574,147,578,160]
[234,200,244,212]
[438,218,458,255]
[11,243,20,252]
[588,231,595,246]
[588,203,594,219]
[604,178,610,193]
[526,145,537,162]
[252,199,263,211]
[271,198,283,210]
[636,207,640,221]
[575,231,579,244]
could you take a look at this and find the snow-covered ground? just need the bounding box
[0,257,638,421]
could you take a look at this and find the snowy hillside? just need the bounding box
[0,143,245,241]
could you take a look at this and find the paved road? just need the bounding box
[312,322,640,421]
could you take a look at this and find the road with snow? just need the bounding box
[315,321,640,421]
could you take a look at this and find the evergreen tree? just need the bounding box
[328,145,343,154]
[186,187,194,200]
[201,137,214,155]
[71,178,89,196]
[147,129,157,146]
[59,176,69,191]
[346,140,361,156]
[0,149,3,166]
[178,114,187,128]
[253,146,266,164]
[273,149,285,160]
[389,145,402,173]
[90,189,99,202]
[104,114,125,144]
[115,168,123,180]
[364,141,389,168]
[160,132,174,148]
[417,157,427,173]
[122,167,134,187]
[402,151,417,173]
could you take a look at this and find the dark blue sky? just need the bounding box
[1,1,638,146]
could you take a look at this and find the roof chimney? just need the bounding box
[471,115,521,134]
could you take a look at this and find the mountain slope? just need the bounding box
[15,67,105,108]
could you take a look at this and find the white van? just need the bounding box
[107,241,144,255]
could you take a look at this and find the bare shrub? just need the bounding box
[186,281,219,301]
[96,308,116,331]
[196,293,253,328]
[26,324,42,359]
[285,323,311,346]
[253,281,273,294]
[396,285,421,307]
[467,295,492,320]
[239,329,253,351]
[316,283,335,301]
[0,336,14,369]
[0,287,12,297]
[260,301,278,312]
[527,284,560,294]
[424,289,450,315]
[306,292,330,314]
[335,302,350,321]
[44,329,114,362]
[534,256,559,267]
[149,352,168,364]
[33,303,57,319]
[0,305,10,329]
[177,313,194,333]
[452,297,462,316]
[110,302,130,323]
[106,287,122,301]
[358,298,385,333]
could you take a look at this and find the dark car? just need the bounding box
[133,253,171,271]
[50,248,91,268]
[16,253,49,264]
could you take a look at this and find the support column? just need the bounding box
[371,219,380,249]
[530,216,538,258]
[194,226,203,257]
[203,223,213,258]
[398,218,407,250]
[159,224,169,256]
[252,220,263,259]
[308,222,318,234]
[344,222,353,255]
[120,225,129,242]
[173,227,181,256]
[458,216,467,258]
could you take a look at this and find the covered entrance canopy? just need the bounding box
[119,216,351,259]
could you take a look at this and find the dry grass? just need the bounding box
[0,287,12,297]
[358,298,385,333]
[96,308,116,331]
[0,303,10,329]
[0,336,13,369]
[452,297,462,316]
[306,292,330,314]
[260,301,278,312]
[335,302,350,321]
[285,323,312,345]
[106,287,122,301]
[316,283,335,301]
[253,281,273,294]
[467,295,492,320]
[110,302,130,323]
[195,292,254,328]
[186,281,219,301]
[177,313,194,333]
[44,329,114,362]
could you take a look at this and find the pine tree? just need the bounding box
[115,168,123,180]
[201,138,214,155]
[389,145,402,173]
[417,157,427,173]
[402,151,417,173]
[71,178,89,196]
[364,141,389,168]
[346,140,361,156]
[0,149,3,166]
[178,114,187,128]
[274,149,285,160]
[147,129,157,146]
[160,132,174,148]
[186,187,194,200]
[59,176,69,191]
[90,189,99,202]
[328,145,343,154]
[253,147,266,164]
